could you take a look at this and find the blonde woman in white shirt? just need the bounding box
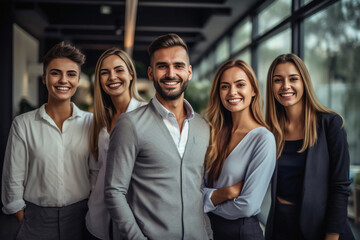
[85,48,146,240]
[2,41,96,240]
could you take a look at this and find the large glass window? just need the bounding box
[235,49,251,66]
[215,37,230,66]
[303,0,314,5]
[231,19,252,54]
[257,28,291,101]
[304,0,360,164]
[258,0,291,36]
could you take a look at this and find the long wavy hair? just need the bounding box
[90,48,143,160]
[204,59,268,186]
[265,53,342,159]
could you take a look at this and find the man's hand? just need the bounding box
[14,209,24,222]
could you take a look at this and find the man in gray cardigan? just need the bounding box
[104,33,210,240]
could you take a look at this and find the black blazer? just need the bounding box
[265,113,355,240]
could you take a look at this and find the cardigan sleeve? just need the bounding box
[324,114,351,234]
[104,115,147,240]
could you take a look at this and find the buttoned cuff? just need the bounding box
[202,187,217,213]
[2,199,26,214]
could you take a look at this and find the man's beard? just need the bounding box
[153,77,189,100]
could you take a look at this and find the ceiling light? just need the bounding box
[100,5,111,15]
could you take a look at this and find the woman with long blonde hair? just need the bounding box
[202,59,276,239]
[265,54,354,240]
[85,48,146,240]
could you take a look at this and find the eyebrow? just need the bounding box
[155,61,186,66]
[273,73,300,77]
[100,65,124,71]
[49,69,78,73]
[220,79,246,84]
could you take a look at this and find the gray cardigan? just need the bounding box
[104,100,210,240]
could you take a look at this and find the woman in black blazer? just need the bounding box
[264,53,355,240]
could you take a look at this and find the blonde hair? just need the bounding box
[265,53,342,159]
[90,48,144,160]
[204,59,268,186]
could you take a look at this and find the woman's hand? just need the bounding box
[14,209,24,222]
[210,181,244,206]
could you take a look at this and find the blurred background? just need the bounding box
[0,0,360,238]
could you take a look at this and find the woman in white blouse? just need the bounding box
[202,59,276,240]
[85,48,146,240]
[2,41,96,240]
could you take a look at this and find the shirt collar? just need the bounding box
[152,95,194,120]
[39,102,83,121]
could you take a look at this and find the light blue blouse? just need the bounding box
[202,127,276,220]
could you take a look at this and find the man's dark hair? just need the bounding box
[148,33,189,65]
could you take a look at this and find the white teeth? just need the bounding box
[164,82,178,85]
[109,83,121,87]
[281,93,294,97]
[228,99,241,103]
[56,87,70,90]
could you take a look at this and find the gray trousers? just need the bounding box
[16,199,88,240]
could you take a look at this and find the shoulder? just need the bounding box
[250,127,275,143]
[75,108,93,130]
[115,104,151,131]
[193,113,209,126]
[190,113,210,134]
[12,108,39,127]
[78,109,93,120]
[317,112,344,132]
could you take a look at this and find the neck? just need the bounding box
[156,93,185,119]
[231,108,258,132]
[284,102,305,125]
[46,99,72,119]
[111,92,131,115]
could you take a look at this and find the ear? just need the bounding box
[188,65,193,81]
[148,66,153,82]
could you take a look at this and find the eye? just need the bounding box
[220,85,229,89]
[175,64,185,69]
[116,68,124,73]
[237,83,245,87]
[290,77,298,81]
[273,78,282,83]
[68,72,77,77]
[157,65,166,69]
[100,71,108,76]
[50,71,60,76]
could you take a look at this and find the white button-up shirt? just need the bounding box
[2,103,96,214]
[152,96,194,158]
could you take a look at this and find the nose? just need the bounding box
[282,79,290,89]
[59,73,67,83]
[166,66,176,79]
[110,70,117,80]
[229,85,237,95]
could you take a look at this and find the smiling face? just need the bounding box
[99,55,132,100]
[272,62,304,109]
[148,46,192,101]
[43,57,80,103]
[219,67,255,113]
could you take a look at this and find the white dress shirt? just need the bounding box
[85,98,147,240]
[152,96,194,158]
[1,103,95,214]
